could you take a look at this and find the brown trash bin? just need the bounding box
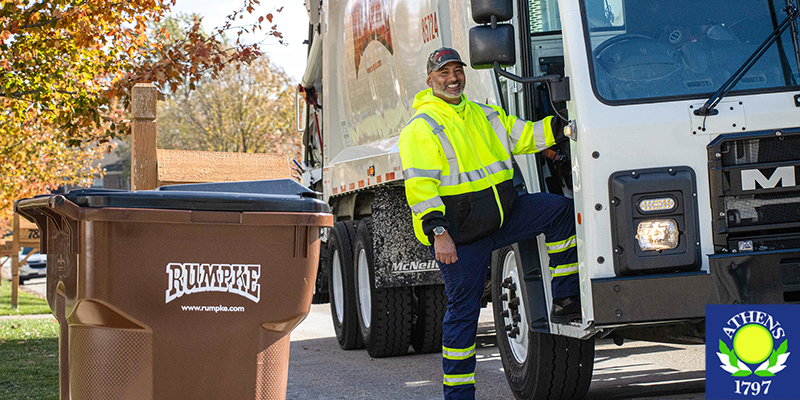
[15,180,332,400]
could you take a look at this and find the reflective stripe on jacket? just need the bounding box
[399,89,556,246]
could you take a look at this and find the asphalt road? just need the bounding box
[15,277,707,400]
[288,304,706,400]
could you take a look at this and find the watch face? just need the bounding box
[434,226,445,236]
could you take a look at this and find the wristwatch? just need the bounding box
[433,226,447,237]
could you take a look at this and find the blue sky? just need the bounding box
[171,0,310,82]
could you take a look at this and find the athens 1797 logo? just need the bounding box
[707,306,796,399]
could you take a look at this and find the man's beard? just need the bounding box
[431,79,464,101]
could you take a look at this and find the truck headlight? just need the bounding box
[636,219,679,251]
[609,167,700,275]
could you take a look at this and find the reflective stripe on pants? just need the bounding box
[444,373,476,386]
[435,193,579,400]
[443,344,476,360]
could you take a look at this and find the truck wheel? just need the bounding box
[492,246,594,400]
[311,241,330,304]
[354,218,413,358]
[411,284,446,354]
[327,221,363,350]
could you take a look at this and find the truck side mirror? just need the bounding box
[471,0,513,24]
[469,0,516,69]
[467,0,570,102]
[469,25,516,69]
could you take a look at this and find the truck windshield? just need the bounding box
[583,0,800,103]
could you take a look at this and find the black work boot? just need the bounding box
[550,295,581,324]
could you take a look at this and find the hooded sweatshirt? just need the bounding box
[399,89,556,246]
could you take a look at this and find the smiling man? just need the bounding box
[398,47,580,400]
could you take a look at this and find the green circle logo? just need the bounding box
[733,324,773,364]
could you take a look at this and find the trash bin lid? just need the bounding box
[64,179,328,213]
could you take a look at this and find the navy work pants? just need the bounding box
[435,193,578,400]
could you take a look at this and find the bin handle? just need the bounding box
[15,195,81,254]
[16,195,80,222]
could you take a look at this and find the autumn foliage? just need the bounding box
[0,0,283,228]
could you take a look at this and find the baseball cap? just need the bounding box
[427,47,466,75]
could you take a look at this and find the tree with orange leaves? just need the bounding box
[0,0,283,228]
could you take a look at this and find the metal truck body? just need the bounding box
[315,0,497,200]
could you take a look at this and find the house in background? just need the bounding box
[52,138,131,194]
[94,139,131,190]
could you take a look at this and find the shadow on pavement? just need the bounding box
[594,342,699,359]
[588,368,705,400]
[287,327,513,400]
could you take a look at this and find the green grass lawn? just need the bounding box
[0,280,51,316]
[0,318,59,399]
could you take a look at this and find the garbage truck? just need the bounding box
[297,0,800,398]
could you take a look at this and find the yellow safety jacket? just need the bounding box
[399,89,557,246]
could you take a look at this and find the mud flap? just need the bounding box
[515,237,550,333]
[371,186,444,288]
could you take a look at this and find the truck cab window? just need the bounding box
[529,0,562,34]
[584,0,624,29]
[585,0,800,103]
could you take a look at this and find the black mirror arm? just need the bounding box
[493,61,559,84]
[493,62,571,102]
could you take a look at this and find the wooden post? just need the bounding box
[0,239,7,287]
[11,213,19,309]
[131,83,159,191]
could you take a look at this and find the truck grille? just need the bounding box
[720,133,800,165]
[708,129,800,252]
[724,192,800,227]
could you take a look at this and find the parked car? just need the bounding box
[1,247,46,284]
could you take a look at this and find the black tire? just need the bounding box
[492,246,594,400]
[411,284,447,354]
[327,221,363,350]
[353,218,414,358]
[311,240,330,304]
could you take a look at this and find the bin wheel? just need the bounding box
[492,246,594,400]
[327,221,363,350]
[354,218,413,358]
[411,284,446,354]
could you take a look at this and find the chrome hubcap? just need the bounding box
[357,248,372,328]
[332,250,344,323]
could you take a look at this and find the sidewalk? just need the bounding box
[0,313,53,320]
